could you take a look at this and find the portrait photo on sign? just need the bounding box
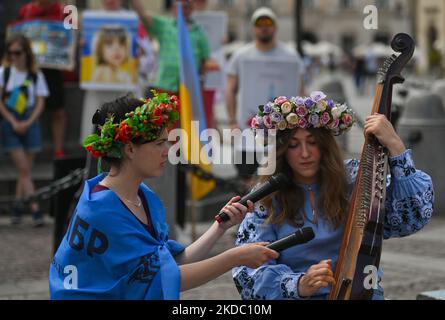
[80,11,138,91]
[92,25,132,83]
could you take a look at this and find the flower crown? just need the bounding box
[250,91,355,136]
[83,92,180,159]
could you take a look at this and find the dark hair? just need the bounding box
[259,128,349,230]
[93,93,144,169]
[3,34,36,72]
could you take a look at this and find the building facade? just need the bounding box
[3,1,438,74]
[204,0,414,53]
[87,0,442,74]
[87,0,163,11]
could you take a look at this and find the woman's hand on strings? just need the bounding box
[364,113,406,156]
[298,259,336,298]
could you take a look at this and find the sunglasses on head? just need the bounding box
[7,50,24,56]
[255,17,275,27]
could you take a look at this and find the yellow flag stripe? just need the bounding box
[179,84,216,200]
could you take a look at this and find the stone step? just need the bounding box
[0,163,54,214]
[0,157,86,216]
[0,162,54,182]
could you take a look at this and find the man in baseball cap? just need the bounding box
[250,6,277,26]
[250,7,278,46]
[226,5,305,188]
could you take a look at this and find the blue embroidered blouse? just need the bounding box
[232,150,434,300]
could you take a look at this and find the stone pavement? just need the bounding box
[380,218,445,300]
[1,213,444,300]
[0,216,53,300]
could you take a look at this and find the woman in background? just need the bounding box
[0,34,49,226]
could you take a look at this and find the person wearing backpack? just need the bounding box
[16,0,67,160]
[0,34,49,226]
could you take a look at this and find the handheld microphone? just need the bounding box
[215,173,292,223]
[266,227,315,252]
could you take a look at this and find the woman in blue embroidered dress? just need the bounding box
[49,94,278,300]
[233,92,434,300]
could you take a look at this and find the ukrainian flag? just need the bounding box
[177,2,215,201]
[6,84,28,115]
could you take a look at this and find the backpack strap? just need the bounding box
[27,71,37,85]
[1,68,37,101]
[4,67,11,86]
[1,67,11,101]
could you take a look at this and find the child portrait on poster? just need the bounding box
[92,26,132,84]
